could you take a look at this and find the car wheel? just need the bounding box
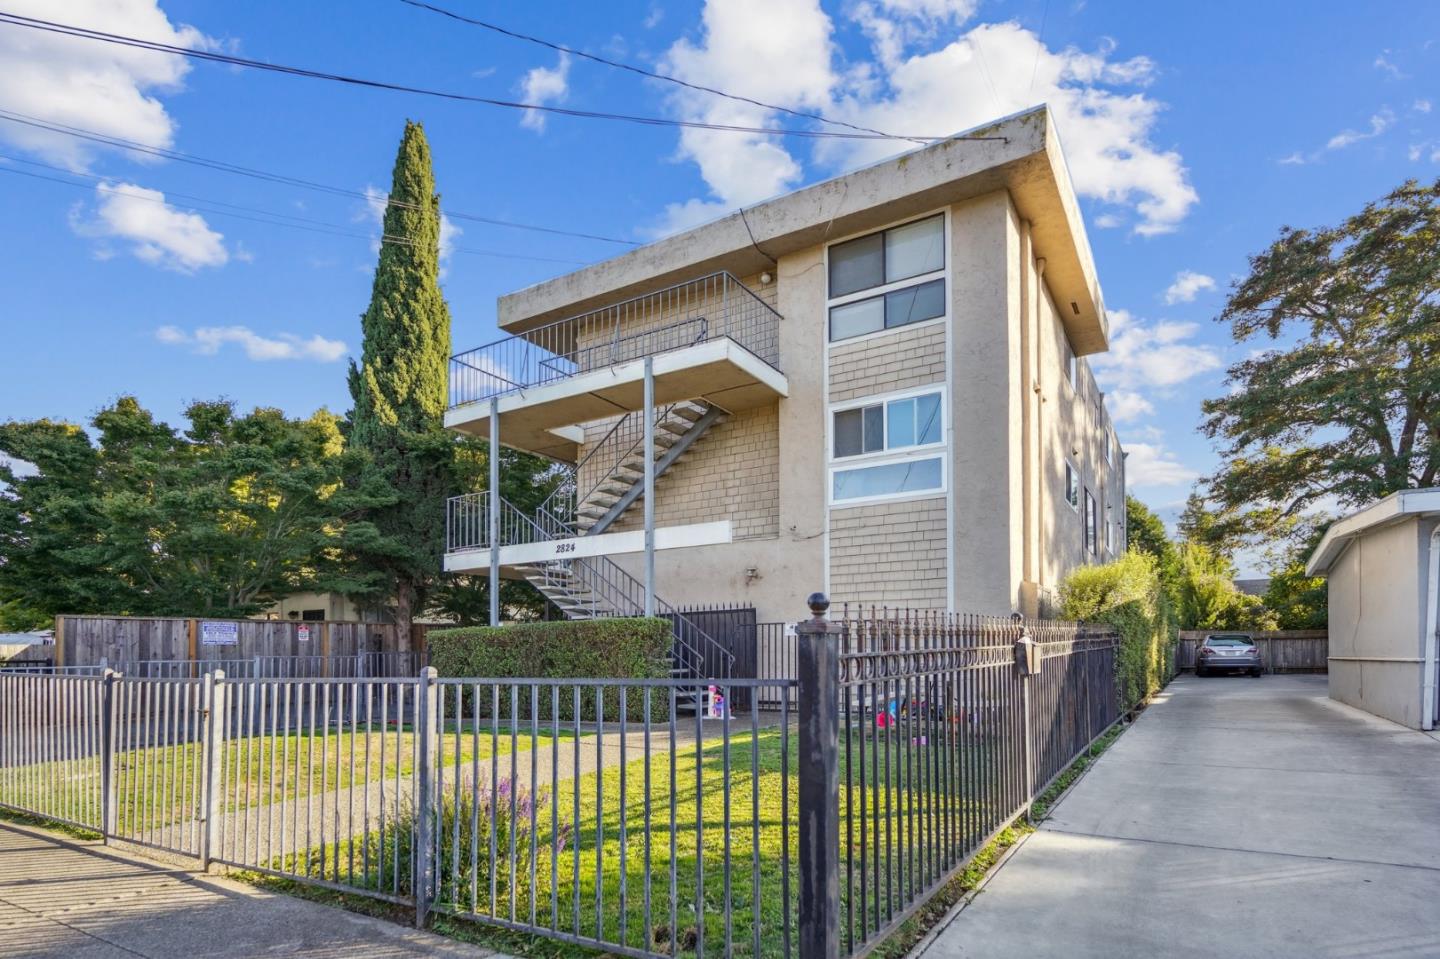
[1195,666,1207,678]
[1251,668,1262,678]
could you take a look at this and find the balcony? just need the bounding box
[445,272,787,460]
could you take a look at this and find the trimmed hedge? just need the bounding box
[1058,550,1178,711]
[427,617,673,721]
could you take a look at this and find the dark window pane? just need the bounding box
[885,278,946,329]
[834,408,863,457]
[862,405,884,453]
[885,215,944,283]
[829,232,885,298]
[829,296,884,341]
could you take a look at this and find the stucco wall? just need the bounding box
[830,496,949,608]
[1326,516,1426,727]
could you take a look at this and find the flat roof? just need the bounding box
[1306,488,1440,576]
[495,106,1110,355]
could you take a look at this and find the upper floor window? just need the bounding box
[828,215,945,342]
[1063,341,1077,388]
[1105,502,1114,552]
[833,391,943,458]
[1085,490,1098,555]
[1064,461,1080,511]
[830,388,946,505]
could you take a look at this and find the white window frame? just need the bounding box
[827,384,949,508]
[825,212,949,346]
[829,385,947,462]
[1084,488,1098,555]
[1064,460,1080,512]
[1063,340,1077,391]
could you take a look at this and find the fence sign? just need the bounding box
[200,620,238,647]
[297,625,311,643]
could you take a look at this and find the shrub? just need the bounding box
[1059,550,1177,710]
[428,617,673,721]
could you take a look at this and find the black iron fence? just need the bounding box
[0,596,1120,959]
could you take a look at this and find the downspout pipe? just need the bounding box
[1423,525,1439,731]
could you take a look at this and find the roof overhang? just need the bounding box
[497,106,1109,355]
[1305,488,1440,576]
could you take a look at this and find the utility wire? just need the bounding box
[0,11,973,143]
[0,108,639,246]
[397,0,925,144]
[0,161,590,265]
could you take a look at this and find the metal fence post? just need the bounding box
[200,670,227,871]
[415,666,439,928]
[100,669,118,842]
[796,592,840,959]
[1015,624,1037,806]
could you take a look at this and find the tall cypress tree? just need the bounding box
[345,120,454,635]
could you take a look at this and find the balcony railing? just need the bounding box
[449,271,781,409]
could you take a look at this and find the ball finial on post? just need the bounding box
[807,592,830,619]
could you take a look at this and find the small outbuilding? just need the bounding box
[1307,489,1440,730]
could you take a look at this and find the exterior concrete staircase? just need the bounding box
[574,400,724,535]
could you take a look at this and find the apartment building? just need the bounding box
[444,106,1126,638]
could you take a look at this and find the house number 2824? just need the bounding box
[555,542,576,554]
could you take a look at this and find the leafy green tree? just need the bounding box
[1176,493,1247,561]
[1261,523,1329,630]
[0,397,352,618]
[1126,496,1176,571]
[1172,541,1276,631]
[1201,179,1440,542]
[343,120,457,635]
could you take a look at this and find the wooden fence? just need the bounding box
[1177,629,1328,673]
[54,614,431,668]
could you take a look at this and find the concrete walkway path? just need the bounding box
[0,821,508,959]
[917,674,1440,959]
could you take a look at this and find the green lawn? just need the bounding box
[1,724,583,837]
[287,723,1013,959]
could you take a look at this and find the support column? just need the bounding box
[489,396,500,627]
[643,357,656,617]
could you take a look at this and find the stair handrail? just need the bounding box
[501,497,734,679]
[537,402,688,536]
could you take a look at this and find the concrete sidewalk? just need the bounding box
[917,674,1440,959]
[0,821,507,959]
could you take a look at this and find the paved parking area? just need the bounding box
[918,674,1440,959]
[0,821,505,959]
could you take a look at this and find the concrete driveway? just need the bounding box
[918,673,1440,959]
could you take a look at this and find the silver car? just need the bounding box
[1195,633,1263,677]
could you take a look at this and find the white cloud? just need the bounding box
[652,0,837,236]
[1162,270,1216,305]
[1092,213,1122,229]
[1123,441,1198,489]
[1414,99,1433,115]
[643,5,665,29]
[655,3,1197,238]
[1325,109,1394,151]
[0,0,214,170]
[1090,308,1222,392]
[71,181,228,272]
[1106,389,1154,423]
[1373,53,1404,79]
[1278,151,1307,166]
[518,53,571,132]
[156,325,347,362]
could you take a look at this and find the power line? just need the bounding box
[0,160,591,265]
[0,11,975,143]
[398,0,924,144]
[0,107,640,246]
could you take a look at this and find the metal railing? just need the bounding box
[0,597,1124,959]
[449,272,782,409]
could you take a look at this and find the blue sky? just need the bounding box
[1,1,1437,574]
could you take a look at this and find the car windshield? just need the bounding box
[1206,636,1253,647]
